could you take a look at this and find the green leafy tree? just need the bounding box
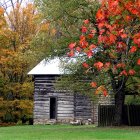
[35,0,100,56]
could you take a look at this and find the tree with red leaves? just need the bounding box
[68,0,140,125]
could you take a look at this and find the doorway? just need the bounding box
[50,97,57,119]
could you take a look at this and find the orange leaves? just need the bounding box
[90,82,97,88]
[83,19,89,24]
[91,81,108,97]
[109,33,117,44]
[95,85,108,97]
[88,33,94,39]
[89,44,96,50]
[119,70,127,76]
[79,35,88,49]
[94,61,104,70]
[81,26,87,33]
[98,35,107,44]
[86,50,93,58]
[93,61,111,71]
[68,51,74,57]
[40,23,50,32]
[76,47,81,52]
[133,33,140,47]
[82,62,89,68]
[96,9,105,20]
[0,7,4,15]
[120,33,127,39]
[116,63,126,69]
[67,0,140,99]
[116,42,127,52]
[108,0,122,15]
[68,42,76,50]
[125,1,140,17]
[120,69,136,76]
[129,46,137,53]
[128,69,136,76]
[137,58,140,65]
[90,29,96,34]
[104,62,111,71]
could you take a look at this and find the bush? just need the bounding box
[125,95,140,105]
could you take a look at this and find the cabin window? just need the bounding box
[50,97,57,119]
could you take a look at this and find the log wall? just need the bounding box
[33,75,74,124]
[33,75,94,124]
[74,94,94,123]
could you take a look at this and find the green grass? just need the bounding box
[0,125,140,140]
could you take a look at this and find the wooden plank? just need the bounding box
[34,112,49,115]
[57,108,74,111]
[34,104,49,107]
[34,111,49,114]
[34,101,49,104]
[34,107,49,109]
[34,79,55,82]
[57,110,74,114]
[34,99,49,101]
[57,116,74,119]
[57,114,74,117]
[58,98,74,102]
[34,116,49,119]
[58,95,74,98]
[35,83,55,86]
[75,107,92,110]
[34,94,50,97]
[58,101,74,105]
[58,104,74,108]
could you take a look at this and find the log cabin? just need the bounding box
[28,58,96,124]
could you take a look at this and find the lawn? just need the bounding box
[0,125,140,140]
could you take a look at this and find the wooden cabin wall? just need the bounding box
[33,75,74,124]
[74,94,93,122]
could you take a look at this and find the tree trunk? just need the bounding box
[113,89,125,126]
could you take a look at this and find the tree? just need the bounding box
[35,0,100,57]
[67,0,140,125]
[0,1,48,123]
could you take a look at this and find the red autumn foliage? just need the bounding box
[67,0,140,99]
[69,42,76,50]
[82,62,89,68]
[104,62,111,69]
[137,58,140,65]
[90,82,97,88]
[128,69,136,76]
[89,44,96,50]
[103,89,108,97]
[88,33,94,39]
[119,70,127,76]
[86,51,93,58]
[76,47,81,52]
[116,63,126,68]
[68,50,74,57]
[83,19,89,24]
[94,62,104,70]
[81,26,87,33]
[129,46,137,53]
